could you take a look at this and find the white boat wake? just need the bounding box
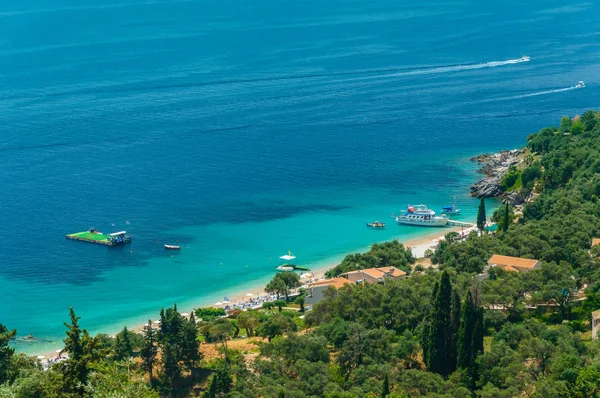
[356,57,531,81]
[480,85,581,103]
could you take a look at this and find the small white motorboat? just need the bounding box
[164,244,180,250]
[520,55,530,62]
[576,81,585,88]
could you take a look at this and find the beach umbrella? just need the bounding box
[153,320,161,324]
[37,355,45,359]
[246,293,254,297]
[181,313,189,317]
[55,349,62,353]
[300,273,312,278]
[214,302,223,306]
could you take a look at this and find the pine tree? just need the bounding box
[181,312,201,369]
[477,198,487,233]
[115,326,133,360]
[209,364,233,395]
[141,319,157,381]
[502,202,510,232]
[426,271,456,377]
[61,307,99,396]
[0,323,16,384]
[205,376,218,398]
[381,374,390,397]
[162,341,181,395]
[158,305,186,393]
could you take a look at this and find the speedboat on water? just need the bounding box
[576,81,585,88]
[520,55,530,62]
[396,204,449,227]
[367,221,386,228]
[164,244,180,250]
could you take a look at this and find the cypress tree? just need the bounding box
[457,291,486,389]
[503,202,510,232]
[473,308,485,358]
[421,281,439,369]
[448,290,461,373]
[477,198,486,233]
[457,291,475,370]
[381,374,390,397]
[427,271,455,377]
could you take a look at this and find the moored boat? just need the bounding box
[276,266,294,272]
[291,264,311,271]
[396,204,449,227]
[164,244,180,250]
[366,221,386,228]
[441,197,461,215]
[275,250,310,272]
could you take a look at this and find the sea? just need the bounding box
[1,0,599,354]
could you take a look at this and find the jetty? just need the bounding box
[447,220,475,227]
[66,229,131,246]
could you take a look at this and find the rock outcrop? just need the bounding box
[470,149,525,203]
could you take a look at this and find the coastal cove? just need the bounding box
[2,0,600,359]
[10,175,484,356]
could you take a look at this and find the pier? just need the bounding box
[66,229,131,246]
[447,220,475,227]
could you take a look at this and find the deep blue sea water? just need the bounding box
[1,0,599,354]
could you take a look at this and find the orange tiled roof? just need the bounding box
[377,266,407,277]
[592,238,600,247]
[361,268,386,279]
[488,254,539,269]
[311,278,350,289]
[502,265,519,272]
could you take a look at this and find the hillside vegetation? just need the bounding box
[2,111,600,397]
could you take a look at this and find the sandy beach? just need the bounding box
[33,222,476,361]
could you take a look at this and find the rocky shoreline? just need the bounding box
[469,149,526,204]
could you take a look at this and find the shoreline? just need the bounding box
[29,220,475,360]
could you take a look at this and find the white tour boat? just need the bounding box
[396,204,449,227]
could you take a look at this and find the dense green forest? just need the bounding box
[2,111,600,397]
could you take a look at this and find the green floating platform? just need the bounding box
[66,230,131,246]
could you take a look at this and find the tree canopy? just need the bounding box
[4,112,600,397]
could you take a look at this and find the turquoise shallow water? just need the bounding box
[1,0,599,354]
